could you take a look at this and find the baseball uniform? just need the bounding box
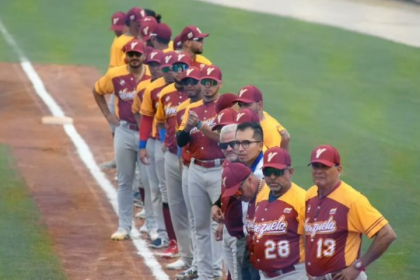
[95,62,151,233]
[305,181,387,278]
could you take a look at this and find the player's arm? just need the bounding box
[92,73,119,125]
[177,107,194,147]
[279,129,290,151]
[198,122,220,142]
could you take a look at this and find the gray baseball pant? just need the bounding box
[145,138,167,239]
[308,271,367,280]
[188,160,223,279]
[182,165,198,270]
[165,151,193,265]
[223,225,241,280]
[107,94,117,134]
[260,263,306,280]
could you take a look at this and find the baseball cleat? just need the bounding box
[135,209,146,219]
[175,267,198,279]
[110,229,129,241]
[133,192,144,208]
[155,239,179,259]
[100,159,117,169]
[149,237,169,249]
[166,259,188,270]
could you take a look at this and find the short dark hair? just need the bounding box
[236,122,263,142]
[144,9,162,23]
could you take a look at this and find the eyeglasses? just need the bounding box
[218,141,236,150]
[126,51,142,58]
[161,67,172,73]
[172,63,189,72]
[232,140,261,149]
[182,78,199,86]
[200,79,218,86]
[263,167,286,177]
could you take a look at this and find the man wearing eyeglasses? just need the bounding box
[305,145,396,280]
[251,147,306,280]
[234,85,290,150]
[180,25,212,69]
[177,65,225,280]
[93,39,151,240]
[138,52,190,254]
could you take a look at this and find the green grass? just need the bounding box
[0,145,66,280]
[1,0,419,278]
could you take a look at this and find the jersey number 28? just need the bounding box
[264,240,290,259]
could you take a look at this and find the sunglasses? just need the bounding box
[172,63,189,72]
[218,141,236,150]
[200,79,218,86]
[263,167,286,177]
[238,102,254,108]
[126,51,142,58]
[182,78,199,86]
[232,140,261,149]
[161,67,172,73]
[147,62,160,67]
[311,163,338,169]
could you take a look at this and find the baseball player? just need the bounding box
[177,65,225,280]
[173,35,183,51]
[149,23,173,52]
[93,39,151,240]
[233,85,290,150]
[179,25,212,69]
[252,147,306,279]
[138,16,158,46]
[305,145,396,280]
[109,7,145,68]
[174,69,205,280]
[154,66,202,270]
[138,52,181,249]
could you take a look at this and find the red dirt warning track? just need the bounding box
[0,63,178,280]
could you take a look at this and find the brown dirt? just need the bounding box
[0,63,178,280]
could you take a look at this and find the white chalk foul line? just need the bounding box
[0,18,169,280]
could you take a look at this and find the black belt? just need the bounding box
[262,265,296,278]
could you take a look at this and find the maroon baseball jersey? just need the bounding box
[305,181,389,276]
[156,83,188,154]
[95,65,151,124]
[246,184,270,251]
[250,183,306,272]
[179,99,225,160]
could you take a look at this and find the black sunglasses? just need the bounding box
[218,141,236,150]
[126,51,142,57]
[172,63,189,72]
[263,167,286,177]
[182,78,199,86]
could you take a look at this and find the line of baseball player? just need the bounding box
[92,6,397,280]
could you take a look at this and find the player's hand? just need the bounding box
[139,149,151,165]
[185,111,200,131]
[332,266,361,280]
[178,158,183,172]
[161,143,168,153]
[211,205,224,223]
[105,113,119,126]
[214,223,223,242]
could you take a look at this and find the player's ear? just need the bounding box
[336,165,342,174]
[288,167,295,176]
[219,81,223,89]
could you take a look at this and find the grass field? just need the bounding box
[0,0,419,279]
[0,145,66,280]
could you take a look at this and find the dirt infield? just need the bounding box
[0,63,178,280]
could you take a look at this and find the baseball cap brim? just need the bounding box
[262,163,289,170]
[201,76,221,83]
[195,33,209,39]
[211,121,234,131]
[145,58,161,64]
[222,182,241,198]
[234,97,255,104]
[307,159,335,167]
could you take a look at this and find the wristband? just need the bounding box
[197,121,204,130]
[139,140,147,150]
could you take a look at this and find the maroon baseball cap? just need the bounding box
[173,35,182,50]
[150,23,172,41]
[110,11,126,31]
[145,49,164,64]
[200,65,222,82]
[160,51,177,68]
[172,52,191,66]
[235,85,263,104]
[140,20,158,41]
[127,7,146,22]
[124,39,145,54]
[235,108,259,124]
[222,163,252,198]
[212,108,237,131]
[215,93,237,114]
[181,66,201,80]
[180,25,209,43]
[263,147,291,170]
[308,145,341,167]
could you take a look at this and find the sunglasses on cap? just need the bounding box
[262,167,287,177]
[200,79,218,86]
[218,141,236,150]
[182,78,199,86]
[161,67,172,73]
[172,63,189,72]
[126,51,142,57]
